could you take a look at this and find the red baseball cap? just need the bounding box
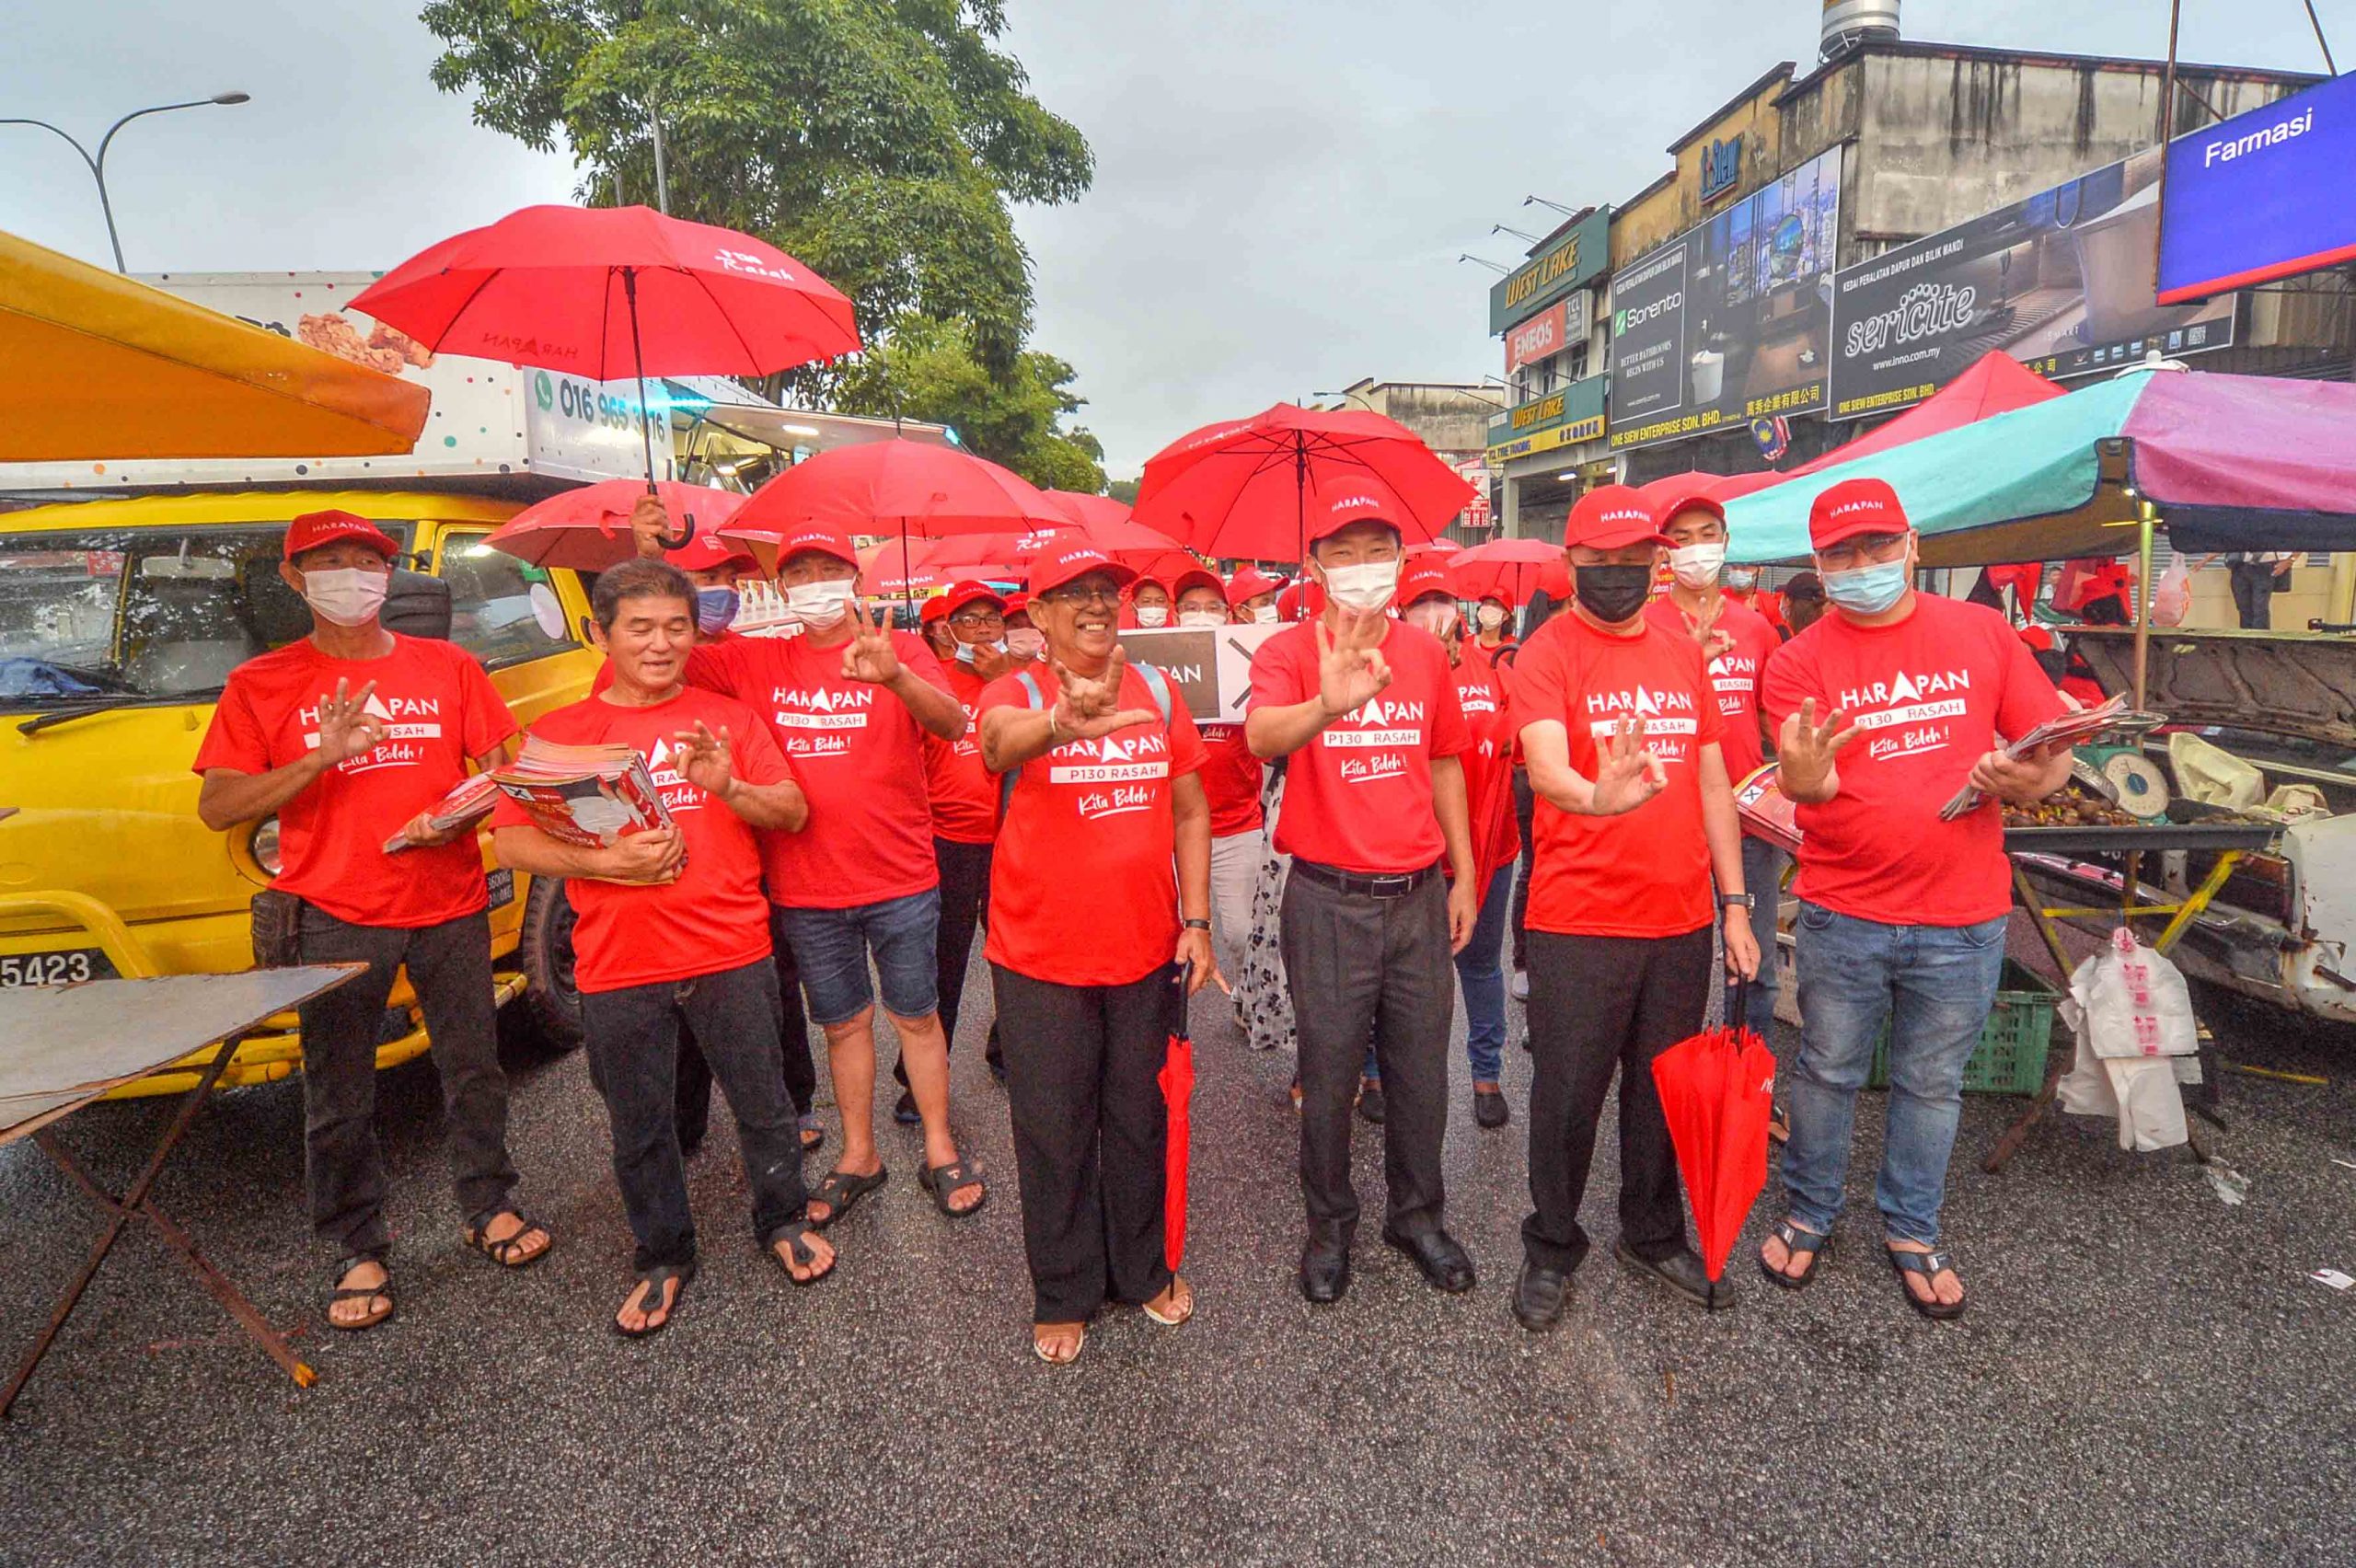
[1276,578,1326,619]
[283,509,398,561]
[2017,623,2056,652]
[1654,490,1727,532]
[940,579,1007,619]
[1225,567,1282,604]
[1307,473,1409,545]
[919,595,952,625]
[1808,478,1911,549]
[773,524,860,571]
[1397,556,1454,606]
[1028,541,1137,599]
[1169,565,1225,603]
[665,530,758,574]
[1003,593,1032,619]
[1565,485,1671,550]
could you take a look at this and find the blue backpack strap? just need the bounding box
[1134,663,1174,727]
[1001,670,1048,818]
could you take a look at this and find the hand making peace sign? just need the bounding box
[1314,611,1393,719]
[839,599,901,686]
[1049,648,1159,742]
[1588,715,1669,816]
[314,678,388,766]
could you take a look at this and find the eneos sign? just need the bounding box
[2158,72,2356,304]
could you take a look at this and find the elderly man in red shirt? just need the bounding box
[1761,478,2072,1320]
[1248,477,1482,1305]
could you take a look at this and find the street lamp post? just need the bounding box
[1,92,250,271]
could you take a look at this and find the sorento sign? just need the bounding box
[2158,71,2356,304]
[1488,206,1612,336]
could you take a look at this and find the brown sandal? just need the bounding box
[327,1256,394,1332]
[462,1208,552,1269]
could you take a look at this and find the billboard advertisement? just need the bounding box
[1488,206,1611,335]
[2159,71,2356,304]
[1831,147,2236,420]
[1607,145,1842,451]
[1504,294,1589,376]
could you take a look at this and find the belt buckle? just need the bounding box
[1369,871,1412,897]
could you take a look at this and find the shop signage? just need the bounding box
[1486,375,1607,463]
[1830,148,2235,420]
[2158,70,2356,304]
[1504,293,1591,376]
[1488,206,1612,335]
[1607,145,1843,451]
[1700,135,1745,203]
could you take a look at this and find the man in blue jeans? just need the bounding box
[1760,478,2071,1320]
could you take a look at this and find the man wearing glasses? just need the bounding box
[923,581,1017,1087]
[1759,479,2071,1321]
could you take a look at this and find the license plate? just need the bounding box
[486,868,515,911]
[0,947,120,988]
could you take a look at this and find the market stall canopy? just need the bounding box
[1720,367,2356,568]
[0,227,431,462]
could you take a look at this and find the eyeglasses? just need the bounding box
[948,610,1005,630]
[1040,583,1120,607]
[1818,532,1911,572]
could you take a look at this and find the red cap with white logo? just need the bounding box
[1565,485,1671,550]
[1169,565,1225,603]
[1225,567,1282,605]
[665,530,759,573]
[940,579,1008,619]
[1307,474,1408,544]
[1397,556,1454,607]
[283,509,399,561]
[1027,541,1137,599]
[1808,477,1911,549]
[773,525,860,571]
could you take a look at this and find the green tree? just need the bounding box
[832,317,1105,492]
[1104,477,1139,506]
[420,0,1091,373]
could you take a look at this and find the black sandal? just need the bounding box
[1758,1220,1832,1290]
[806,1165,887,1229]
[766,1220,837,1287]
[613,1262,695,1339]
[327,1255,394,1332]
[462,1207,552,1269]
[1886,1246,1967,1321]
[918,1154,987,1219]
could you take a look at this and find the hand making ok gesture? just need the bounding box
[1050,648,1159,742]
[313,678,388,767]
[1588,715,1669,816]
[1778,698,1860,801]
[839,599,901,686]
[671,720,737,800]
[1314,611,1393,719]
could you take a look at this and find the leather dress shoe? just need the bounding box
[1615,1239,1736,1309]
[1512,1260,1571,1332]
[1472,1087,1508,1129]
[1299,1242,1351,1305]
[1382,1228,1475,1294]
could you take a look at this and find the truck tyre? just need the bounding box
[515,876,584,1053]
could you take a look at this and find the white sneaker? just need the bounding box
[1511,969,1530,1001]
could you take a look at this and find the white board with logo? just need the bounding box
[1114,621,1288,724]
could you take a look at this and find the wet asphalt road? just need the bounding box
[2,966,2352,1567]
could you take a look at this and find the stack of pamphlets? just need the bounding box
[1734,763,1802,854]
[488,736,675,847]
[1938,694,2138,820]
[382,773,501,853]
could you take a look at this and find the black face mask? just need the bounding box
[1574,564,1652,625]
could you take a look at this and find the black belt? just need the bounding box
[1290,859,1441,900]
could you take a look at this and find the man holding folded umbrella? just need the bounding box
[1247,477,1482,1305]
[1507,486,1761,1331]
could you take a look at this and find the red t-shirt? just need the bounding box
[982,664,1207,986]
[1761,592,2066,927]
[925,661,998,846]
[1646,595,1779,781]
[686,630,951,908]
[1452,651,1520,888]
[1195,722,1265,838]
[490,687,787,994]
[1247,618,1472,875]
[1509,611,1724,939]
[192,634,517,929]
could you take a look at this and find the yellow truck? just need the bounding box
[0,488,599,1094]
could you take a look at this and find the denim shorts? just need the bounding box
[777,888,941,1027]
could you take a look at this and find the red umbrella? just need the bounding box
[349,204,860,539]
[1159,962,1197,1273]
[723,440,1064,567]
[486,479,746,570]
[1649,990,1777,1294]
[1134,403,1475,562]
[1043,490,1132,529]
[1449,536,1566,606]
[858,539,1020,595]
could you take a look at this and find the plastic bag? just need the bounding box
[2168,732,2265,811]
[2060,927,2199,1060]
[2150,560,2192,627]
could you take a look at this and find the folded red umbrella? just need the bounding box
[1650,989,1777,1293]
[486,479,747,570]
[1449,536,1567,606]
[1159,962,1197,1274]
[1133,403,1474,562]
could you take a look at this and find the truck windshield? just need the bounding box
[0,523,410,709]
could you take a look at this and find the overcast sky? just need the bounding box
[3,2,2344,474]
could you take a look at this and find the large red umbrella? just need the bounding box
[349,204,860,540]
[1134,403,1475,562]
[1159,962,1197,1273]
[1649,990,1777,1294]
[1043,490,1132,529]
[723,439,1064,566]
[486,479,746,570]
[858,538,1020,595]
[1449,536,1567,605]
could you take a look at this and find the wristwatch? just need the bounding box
[1718,893,1755,911]
[1183,917,1213,932]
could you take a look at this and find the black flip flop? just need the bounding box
[326,1255,394,1332]
[614,1261,695,1339]
[918,1154,988,1219]
[1758,1220,1832,1290]
[1886,1246,1967,1321]
[806,1165,887,1229]
[766,1220,836,1287]
[461,1207,552,1269]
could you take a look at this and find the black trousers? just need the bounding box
[1282,870,1454,1250]
[295,905,516,1262]
[581,957,810,1270]
[676,906,815,1149]
[1510,768,1536,969]
[896,836,1001,1089]
[993,962,1176,1322]
[2228,559,2277,629]
[1523,926,1712,1274]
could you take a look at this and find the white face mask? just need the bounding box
[1178,609,1227,629]
[1321,559,1400,614]
[1005,628,1045,659]
[300,566,389,628]
[1403,601,1458,638]
[1250,605,1279,625]
[1134,605,1169,628]
[1668,542,1728,591]
[1725,567,1761,592]
[784,578,858,629]
[1475,602,1508,631]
